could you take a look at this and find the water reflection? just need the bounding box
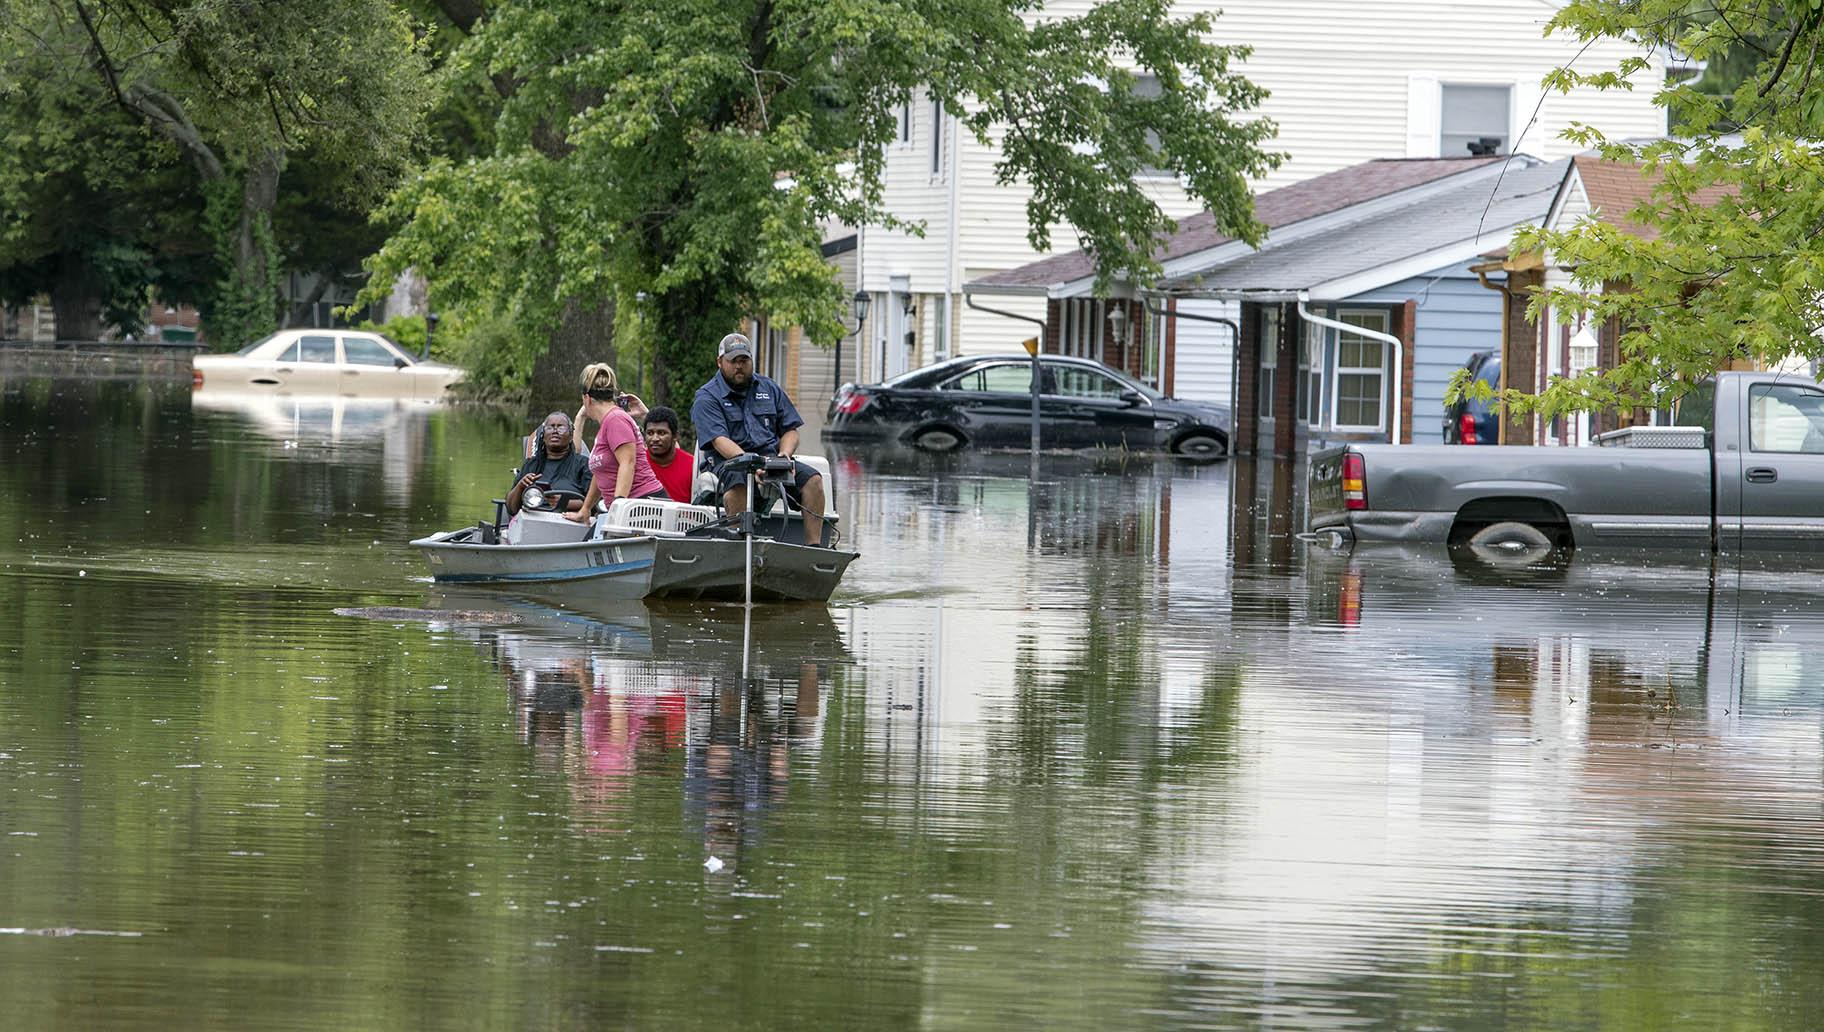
[432,591,842,869]
[6,379,1824,1028]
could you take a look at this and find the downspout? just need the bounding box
[943,104,959,362]
[1297,294,1405,445]
[1143,297,1238,412]
[1472,265,1512,445]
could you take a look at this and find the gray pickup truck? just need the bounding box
[1309,371,1824,551]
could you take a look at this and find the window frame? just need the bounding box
[1748,383,1824,454]
[1258,307,1278,422]
[1438,82,1512,158]
[1044,362,1130,401]
[342,334,405,368]
[1329,309,1391,433]
[929,97,945,178]
[940,362,1034,394]
[296,334,338,365]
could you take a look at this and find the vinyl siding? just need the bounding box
[1169,300,1240,407]
[1349,262,1504,443]
[864,0,1667,320]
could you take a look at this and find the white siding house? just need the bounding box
[846,0,1670,407]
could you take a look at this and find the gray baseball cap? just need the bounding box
[718,332,753,359]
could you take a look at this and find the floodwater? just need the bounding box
[4,377,1824,1029]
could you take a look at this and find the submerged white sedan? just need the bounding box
[192,329,463,400]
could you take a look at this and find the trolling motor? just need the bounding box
[721,453,797,536]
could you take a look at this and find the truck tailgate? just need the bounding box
[1308,447,1349,529]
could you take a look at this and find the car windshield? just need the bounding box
[234,332,283,357]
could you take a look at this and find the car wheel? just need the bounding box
[1466,521,1555,565]
[1171,431,1227,459]
[912,427,965,453]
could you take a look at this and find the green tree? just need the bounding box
[0,0,430,346]
[360,0,1280,404]
[0,35,210,337]
[1502,1,1824,417]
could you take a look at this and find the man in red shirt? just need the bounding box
[642,406,696,502]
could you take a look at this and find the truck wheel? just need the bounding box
[1467,521,1554,564]
[912,427,964,452]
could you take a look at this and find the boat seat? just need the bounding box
[688,450,839,521]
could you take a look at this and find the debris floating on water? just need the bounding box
[703,856,725,873]
[332,606,520,625]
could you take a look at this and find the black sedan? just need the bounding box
[824,354,1229,457]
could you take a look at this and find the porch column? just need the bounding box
[1272,301,1297,457]
[1163,298,1178,396]
[1501,268,1542,446]
[1234,304,1260,457]
[1396,299,1416,444]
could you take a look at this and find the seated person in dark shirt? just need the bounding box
[507,412,592,514]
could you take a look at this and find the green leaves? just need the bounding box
[1512,1,1824,415]
[362,0,1278,399]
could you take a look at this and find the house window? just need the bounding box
[1298,323,1322,427]
[1332,310,1390,431]
[1134,74,1168,177]
[1258,307,1278,420]
[930,98,945,176]
[1440,84,1510,157]
[898,100,912,145]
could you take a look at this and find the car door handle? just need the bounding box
[1746,467,1778,483]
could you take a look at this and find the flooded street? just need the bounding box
[5,378,1824,1028]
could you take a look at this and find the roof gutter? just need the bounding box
[956,282,1055,298]
[1296,293,1405,445]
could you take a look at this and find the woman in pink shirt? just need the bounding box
[567,362,667,522]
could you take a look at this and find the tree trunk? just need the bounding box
[236,148,285,298]
[529,295,616,414]
[49,253,105,341]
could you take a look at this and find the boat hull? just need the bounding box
[411,529,856,603]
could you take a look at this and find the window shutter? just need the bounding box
[1406,74,1440,158]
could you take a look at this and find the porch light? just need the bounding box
[850,291,871,332]
[1107,304,1130,350]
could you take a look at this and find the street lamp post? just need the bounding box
[837,290,870,390]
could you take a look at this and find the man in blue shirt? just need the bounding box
[691,332,828,546]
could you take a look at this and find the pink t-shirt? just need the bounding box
[590,408,666,500]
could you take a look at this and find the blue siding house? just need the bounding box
[968,154,1566,454]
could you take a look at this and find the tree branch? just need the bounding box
[1757,9,1815,96]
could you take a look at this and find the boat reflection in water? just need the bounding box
[429,590,846,863]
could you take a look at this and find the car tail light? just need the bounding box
[192,368,204,389]
[835,390,872,415]
[1458,411,1477,445]
[1342,452,1367,510]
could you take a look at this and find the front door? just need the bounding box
[1042,361,1155,449]
[1736,381,1824,550]
[885,294,913,379]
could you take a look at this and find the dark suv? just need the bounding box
[1442,350,1500,445]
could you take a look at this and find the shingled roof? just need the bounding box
[967,155,1505,293]
[1565,155,1734,242]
